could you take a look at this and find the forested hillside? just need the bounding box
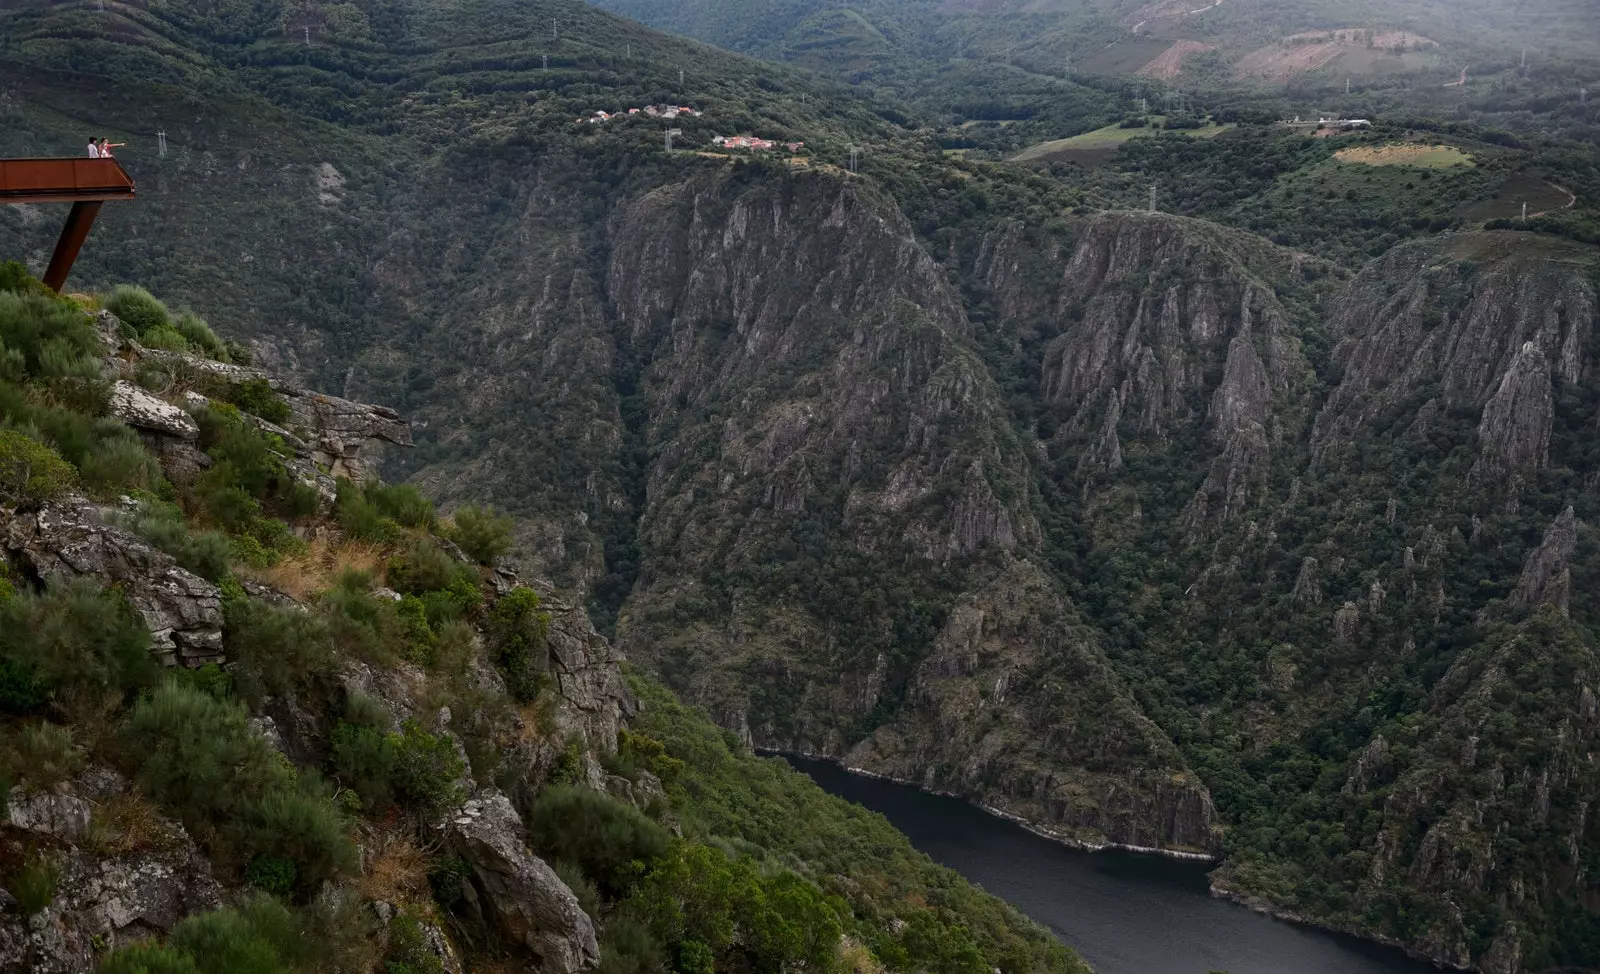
[3,0,1600,970]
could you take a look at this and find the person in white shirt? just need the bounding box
[87,138,100,158]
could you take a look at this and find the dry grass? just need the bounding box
[1335,143,1474,168]
[86,793,175,857]
[839,936,886,974]
[358,831,438,904]
[241,534,388,600]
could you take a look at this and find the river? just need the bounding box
[780,756,1443,974]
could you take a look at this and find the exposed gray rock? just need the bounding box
[441,790,598,974]
[2,498,223,666]
[1509,505,1578,615]
[1471,341,1553,498]
[0,817,221,973]
[109,381,198,441]
[5,789,92,840]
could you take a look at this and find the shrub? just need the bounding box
[0,428,76,506]
[329,721,396,811]
[487,588,551,701]
[384,912,445,974]
[173,311,230,363]
[528,785,671,897]
[81,434,161,494]
[597,914,668,974]
[245,855,297,897]
[365,484,434,529]
[0,290,101,377]
[4,722,84,788]
[387,539,470,595]
[225,378,290,424]
[135,509,233,581]
[103,285,171,337]
[390,721,466,818]
[141,325,190,352]
[168,894,308,973]
[336,478,397,542]
[224,597,333,704]
[0,577,156,714]
[446,505,513,565]
[0,261,49,297]
[126,683,356,889]
[241,783,358,889]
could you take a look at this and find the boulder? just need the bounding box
[109,381,199,441]
[441,790,598,974]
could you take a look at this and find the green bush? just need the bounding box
[335,478,398,542]
[487,588,551,702]
[0,428,76,506]
[365,484,434,529]
[386,539,465,595]
[245,856,297,897]
[224,597,334,704]
[224,378,290,424]
[3,853,60,916]
[446,505,513,565]
[329,721,396,811]
[0,261,50,297]
[383,912,444,974]
[528,785,671,897]
[0,289,102,378]
[597,915,667,974]
[173,311,230,363]
[126,683,356,890]
[103,285,172,337]
[329,717,464,818]
[0,577,156,714]
[98,895,311,973]
[4,722,84,788]
[141,326,190,352]
[135,509,233,581]
[390,721,466,818]
[81,433,161,494]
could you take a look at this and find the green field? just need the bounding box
[1011,117,1235,163]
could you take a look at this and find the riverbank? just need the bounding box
[759,749,1220,863]
[1207,880,1465,971]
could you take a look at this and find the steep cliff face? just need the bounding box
[608,172,1216,856]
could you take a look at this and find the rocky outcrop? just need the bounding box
[2,773,222,974]
[2,498,223,666]
[1509,505,1578,614]
[441,790,599,974]
[1315,233,1597,463]
[1471,341,1553,498]
[100,319,412,491]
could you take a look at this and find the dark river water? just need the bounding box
[780,756,1443,974]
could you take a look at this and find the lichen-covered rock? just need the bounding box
[440,790,598,974]
[0,808,221,973]
[6,790,92,841]
[109,381,199,441]
[2,498,223,666]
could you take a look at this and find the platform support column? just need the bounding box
[42,200,103,293]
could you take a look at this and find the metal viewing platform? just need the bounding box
[0,158,136,292]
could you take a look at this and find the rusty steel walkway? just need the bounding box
[0,158,136,292]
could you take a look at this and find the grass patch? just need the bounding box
[1334,143,1475,168]
[1011,117,1234,163]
